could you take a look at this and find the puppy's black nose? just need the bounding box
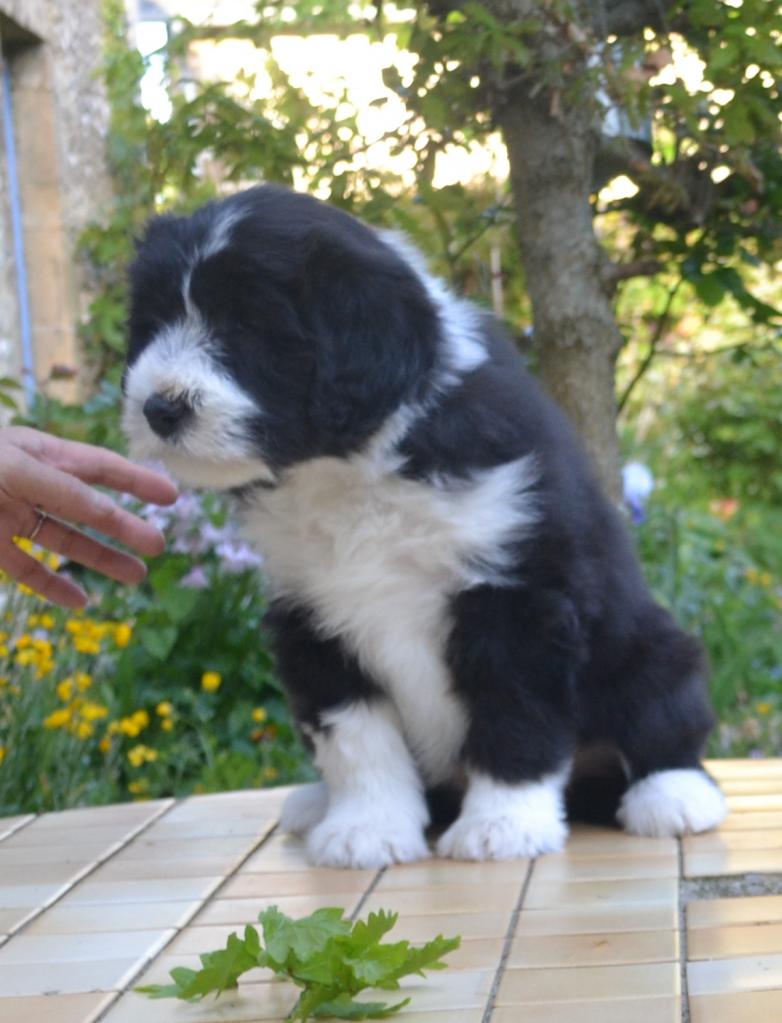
[143,393,191,438]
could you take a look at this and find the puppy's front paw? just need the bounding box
[437,810,567,861]
[306,812,430,869]
[618,768,726,837]
[280,782,328,836]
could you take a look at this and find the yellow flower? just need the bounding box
[756,702,773,716]
[114,623,133,648]
[0,645,8,658]
[44,708,71,729]
[98,736,112,754]
[261,766,279,781]
[75,672,93,692]
[73,637,101,655]
[128,779,149,795]
[201,671,222,693]
[156,701,173,717]
[161,718,174,732]
[0,746,6,766]
[80,701,109,722]
[74,720,94,740]
[40,614,55,630]
[127,744,159,767]
[0,676,7,688]
[57,678,74,702]
[132,709,150,729]
[251,707,268,724]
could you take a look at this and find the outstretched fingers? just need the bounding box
[0,538,87,609]
[4,451,167,559]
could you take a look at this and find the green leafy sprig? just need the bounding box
[137,905,460,1021]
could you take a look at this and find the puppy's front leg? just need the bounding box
[307,699,430,868]
[268,602,430,868]
[438,584,578,860]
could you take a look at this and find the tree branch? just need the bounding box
[617,280,680,414]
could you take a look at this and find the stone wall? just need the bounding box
[0,0,113,406]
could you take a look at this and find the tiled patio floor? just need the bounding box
[2,760,782,1022]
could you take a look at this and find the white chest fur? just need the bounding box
[242,452,537,785]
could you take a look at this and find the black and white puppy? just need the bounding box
[122,184,726,868]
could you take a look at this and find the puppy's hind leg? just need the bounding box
[613,607,726,838]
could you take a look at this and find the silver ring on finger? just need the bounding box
[27,510,47,544]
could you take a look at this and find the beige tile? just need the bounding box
[0,928,174,965]
[194,892,364,926]
[64,876,222,905]
[533,853,678,882]
[565,827,677,859]
[688,922,782,961]
[167,925,257,955]
[242,835,311,872]
[705,758,782,777]
[380,859,529,889]
[0,958,142,996]
[718,811,782,832]
[524,877,677,910]
[690,989,782,1023]
[0,882,65,909]
[0,843,114,866]
[363,884,515,917]
[684,828,782,853]
[720,778,782,795]
[218,868,374,899]
[26,802,170,831]
[90,856,241,882]
[0,815,35,842]
[0,861,95,885]
[133,819,275,842]
[117,835,262,861]
[725,794,782,812]
[507,928,678,968]
[685,848,782,877]
[380,1013,482,1023]
[438,937,504,971]
[0,993,116,1023]
[390,968,494,1012]
[3,826,137,849]
[688,952,782,996]
[376,912,511,943]
[102,978,298,1022]
[496,961,680,1004]
[0,908,36,934]
[493,997,681,1022]
[25,899,202,935]
[688,895,782,930]
[516,902,678,936]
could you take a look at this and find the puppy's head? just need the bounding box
[122,185,439,490]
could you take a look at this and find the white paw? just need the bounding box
[306,812,430,869]
[618,769,727,837]
[280,783,328,836]
[437,810,567,860]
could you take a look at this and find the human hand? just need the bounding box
[0,426,178,608]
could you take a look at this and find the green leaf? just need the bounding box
[138,624,178,660]
[311,994,411,1019]
[138,905,459,1021]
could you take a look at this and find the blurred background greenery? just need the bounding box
[1,0,781,813]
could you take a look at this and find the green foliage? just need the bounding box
[138,905,460,1021]
[0,489,312,816]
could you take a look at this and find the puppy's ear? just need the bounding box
[300,227,437,452]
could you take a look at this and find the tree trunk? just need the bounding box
[498,89,624,503]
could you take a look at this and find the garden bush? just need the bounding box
[0,484,312,816]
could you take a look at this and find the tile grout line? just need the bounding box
[6,799,176,941]
[677,837,691,1023]
[481,858,535,1023]
[91,812,282,1022]
[0,813,38,845]
[350,867,386,921]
